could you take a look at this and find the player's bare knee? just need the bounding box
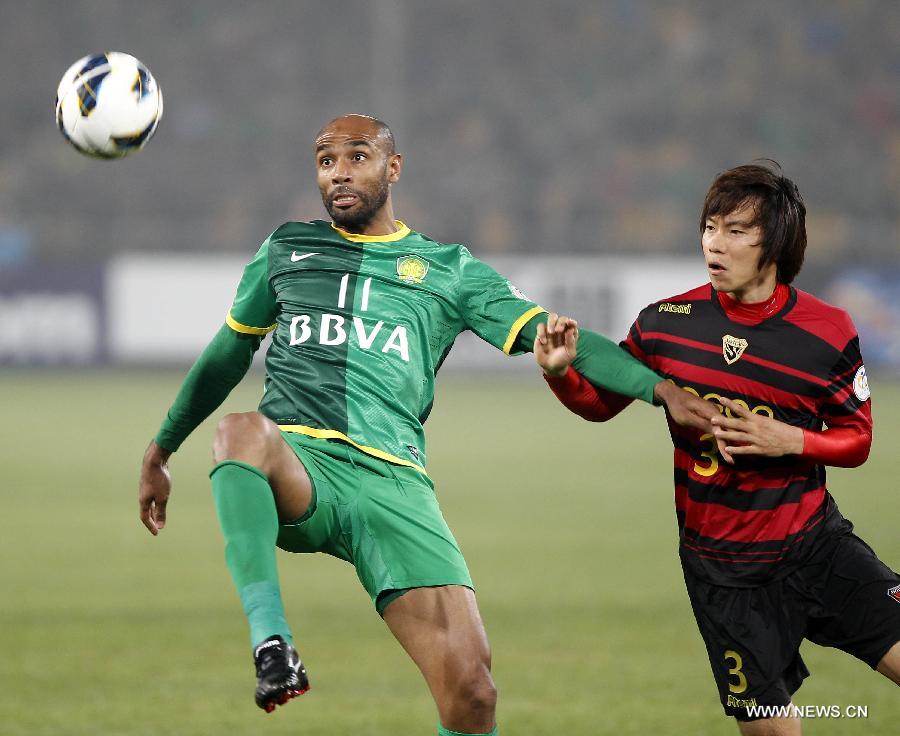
[876,640,900,685]
[452,666,497,716]
[474,675,498,714]
[213,411,278,465]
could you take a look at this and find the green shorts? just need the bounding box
[276,432,473,613]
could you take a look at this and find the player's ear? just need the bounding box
[387,153,402,183]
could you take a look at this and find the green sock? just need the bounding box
[437,726,497,736]
[210,460,292,649]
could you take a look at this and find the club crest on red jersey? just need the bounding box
[888,584,900,605]
[397,255,429,284]
[722,334,749,365]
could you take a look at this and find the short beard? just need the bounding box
[325,177,390,232]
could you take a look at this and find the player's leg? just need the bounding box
[213,411,313,521]
[876,641,900,684]
[384,585,497,735]
[804,533,900,688]
[339,453,490,732]
[736,712,800,735]
[683,569,808,731]
[211,411,314,710]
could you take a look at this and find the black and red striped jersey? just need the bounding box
[624,283,872,586]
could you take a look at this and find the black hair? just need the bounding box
[700,160,807,284]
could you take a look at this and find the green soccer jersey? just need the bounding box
[226,219,545,473]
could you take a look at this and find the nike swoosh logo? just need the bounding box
[291,252,321,262]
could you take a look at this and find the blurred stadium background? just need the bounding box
[1,2,898,734]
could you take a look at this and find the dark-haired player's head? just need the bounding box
[314,114,401,232]
[700,161,807,287]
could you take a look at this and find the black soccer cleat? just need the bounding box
[253,635,310,713]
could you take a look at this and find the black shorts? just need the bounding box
[683,532,900,721]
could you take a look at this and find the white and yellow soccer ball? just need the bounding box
[55,52,163,159]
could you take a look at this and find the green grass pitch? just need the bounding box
[2,371,898,735]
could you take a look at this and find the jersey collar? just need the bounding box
[331,220,411,243]
[716,282,791,325]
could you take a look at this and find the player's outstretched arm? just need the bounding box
[571,327,722,433]
[519,316,660,402]
[138,324,261,535]
[535,313,634,421]
[526,313,721,434]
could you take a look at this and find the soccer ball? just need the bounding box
[55,52,163,159]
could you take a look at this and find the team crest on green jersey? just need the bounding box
[397,255,429,284]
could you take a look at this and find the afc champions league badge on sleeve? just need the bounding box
[853,365,870,401]
[508,282,531,301]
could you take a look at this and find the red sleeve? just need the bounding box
[801,426,871,467]
[799,326,872,467]
[542,366,634,422]
[801,387,872,467]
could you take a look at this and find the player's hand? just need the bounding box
[139,440,172,536]
[653,381,734,463]
[711,397,804,458]
[534,313,579,376]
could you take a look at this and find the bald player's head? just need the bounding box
[316,114,395,156]
[314,114,402,233]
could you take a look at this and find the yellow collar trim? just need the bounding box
[331,220,411,243]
